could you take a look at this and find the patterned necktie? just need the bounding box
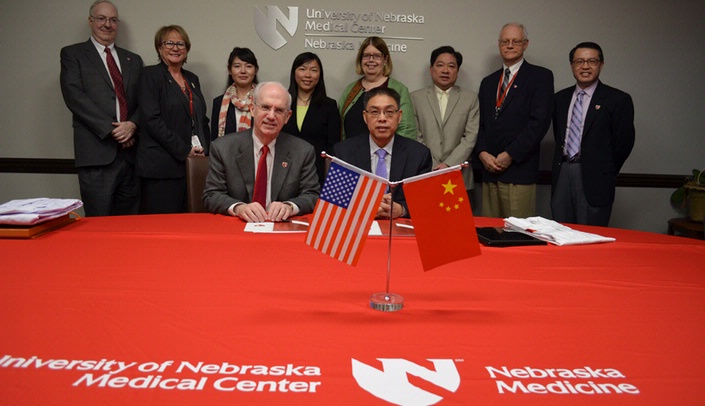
[374,149,388,179]
[104,47,128,122]
[500,67,511,97]
[253,145,269,207]
[566,91,586,159]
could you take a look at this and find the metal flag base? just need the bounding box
[369,292,404,312]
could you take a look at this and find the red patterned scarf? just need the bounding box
[217,84,255,137]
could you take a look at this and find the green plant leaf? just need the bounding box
[671,187,687,208]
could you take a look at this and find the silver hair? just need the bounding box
[253,82,292,110]
[500,22,528,40]
[89,0,118,17]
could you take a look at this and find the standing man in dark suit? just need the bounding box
[334,87,432,219]
[475,23,553,218]
[60,0,143,216]
[551,42,635,226]
[203,82,320,222]
[411,45,479,195]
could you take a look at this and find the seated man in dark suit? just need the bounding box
[333,87,432,218]
[203,81,320,222]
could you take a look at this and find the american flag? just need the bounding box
[306,158,386,266]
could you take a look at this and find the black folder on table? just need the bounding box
[476,227,547,247]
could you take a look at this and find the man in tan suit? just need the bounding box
[411,46,479,195]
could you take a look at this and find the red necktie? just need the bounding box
[253,145,269,207]
[104,47,128,122]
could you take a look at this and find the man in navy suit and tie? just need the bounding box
[551,42,635,226]
[475,23,554,218]
[60,0,143,216]
[334,87,432,219]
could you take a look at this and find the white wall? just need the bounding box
[2,0,704,232]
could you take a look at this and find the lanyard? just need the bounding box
[181,78,196,133]
[182,80,194,118]
[495,69,517,109]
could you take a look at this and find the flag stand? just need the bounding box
[370,183,404,312]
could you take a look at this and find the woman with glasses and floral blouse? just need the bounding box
[338,36,416,140]
[137,25,210,213]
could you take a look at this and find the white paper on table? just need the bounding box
[503,216,616,246]
[244,222,275,233]
[243,220,309,233]
[0,198,83,225]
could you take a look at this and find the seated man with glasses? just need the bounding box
[333,87,432,219]
[203,81,320,222]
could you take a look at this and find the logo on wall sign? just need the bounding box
[254,6,298,50]
[351,358,460,406]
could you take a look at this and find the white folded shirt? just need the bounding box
[504,216,616,246]
[0,198,83,225]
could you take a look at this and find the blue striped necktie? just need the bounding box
[566,91,585,158]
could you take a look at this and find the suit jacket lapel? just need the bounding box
[445,86,461,125]
[424,86,443,126]
[501,62,529,110]
[299,103,315,136]
[271,135,290,201]
[390,137,407,182]
[235,131,256,199]
[556,89,572,136]
[116,47,133,91]
[582,81,603,135]
[163,65,191,117]
[352,136,372,172]
[83,40,113,89]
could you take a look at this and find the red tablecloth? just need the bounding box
[1,214,704,405]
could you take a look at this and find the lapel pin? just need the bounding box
[282,162,288,168]
[513,85,518,88]
[595,105,601,110]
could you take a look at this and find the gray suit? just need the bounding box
[60,39,143,215]
[411,85,479,189]
[203,130,320,215]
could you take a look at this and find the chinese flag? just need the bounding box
[403,167,481,271]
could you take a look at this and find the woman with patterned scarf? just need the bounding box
[210,47,259,140]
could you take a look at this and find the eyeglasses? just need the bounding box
[571,58,601,67]
[91,15,120,25]
[162,41,187,50]
[255,104,288,117]
[364,109,399,119]
[361,53,385,61]
[498,39,526,47]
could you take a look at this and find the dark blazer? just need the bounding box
[60,39,143,167]
[332,135,432,217]
[282,97,341,186]
[136,62,210,179]
[552,81,635,206]
[475,60,554,184]
[202,129,320,215]
[210,95,240,141]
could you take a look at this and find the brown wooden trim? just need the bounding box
[0,158,686,189]
[472,169,684,189]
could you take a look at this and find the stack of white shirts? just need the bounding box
[504,216,616,246]
[0,198,83,225]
